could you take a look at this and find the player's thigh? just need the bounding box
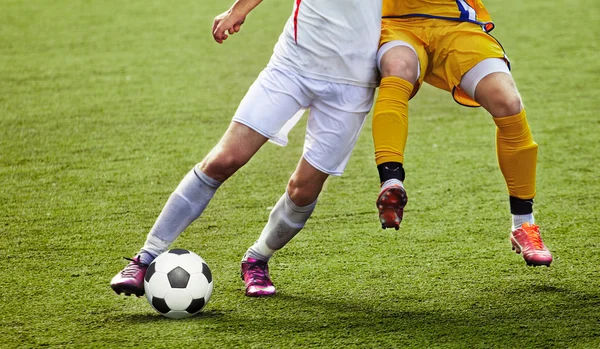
[460,58,511,100]
[199,122,268,181]
[201,67,310,180]
[428,22,506,106]
[232,66,310,143]
[303,84,374,176]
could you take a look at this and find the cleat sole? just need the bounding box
[377,186,407,230]
[526,261,551,267]
[526,262,550,268]
[111,284,145,297]
[381,223,400,230]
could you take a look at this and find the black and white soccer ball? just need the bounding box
[144,249,213,319]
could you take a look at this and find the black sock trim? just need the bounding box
[509,196,534,215]
[377,162,405,183]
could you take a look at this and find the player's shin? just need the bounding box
[494,109,537,202]
[242,192,316,296]
[372,76,413,167]
[494,109,539,231]
[244,192,317,261]
[143,166,222,262]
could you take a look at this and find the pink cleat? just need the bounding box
[110,256,148,297]
[241,258,276,297]
[376,180,408,230]
[510,223,553,266]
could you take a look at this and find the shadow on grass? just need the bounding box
[109,284,600,347]
[224,286,600,347]
[119,309,225,323]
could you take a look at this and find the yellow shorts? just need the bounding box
[380,18,507,107]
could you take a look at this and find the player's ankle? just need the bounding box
[377,162,405,184]
[242,248,272,263]
[137,250,156,265]
[381,178,404,189]
[512,213,534,231]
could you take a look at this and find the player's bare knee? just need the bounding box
[286,182,308,206]
[475,72,523,117]
[286,179,319,207]
[200,153,246,181]
[381,58,418,82]
[380,46,419,82]
[489,92,523,118]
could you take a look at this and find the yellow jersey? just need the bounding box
[383,0,494,31]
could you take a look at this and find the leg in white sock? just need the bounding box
[139,166,221,262]
[138,122,268,263]
[244,192,317,261]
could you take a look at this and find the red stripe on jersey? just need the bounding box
[293,0,302,43]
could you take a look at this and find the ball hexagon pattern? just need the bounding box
[144,249,213,319]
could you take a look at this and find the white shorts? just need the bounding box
[232,66,375,176]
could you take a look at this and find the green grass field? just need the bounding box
[1,0,599,347]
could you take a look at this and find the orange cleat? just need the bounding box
[510,223,552,266]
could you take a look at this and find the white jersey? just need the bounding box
[268,0,382,88]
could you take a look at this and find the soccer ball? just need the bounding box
[144,249,213,319]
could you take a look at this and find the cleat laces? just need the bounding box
[521,223,544,250]
[247,263,269,285]
[120,257,147,277]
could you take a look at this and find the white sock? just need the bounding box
[244,192,317,261]
[139,236,169,265]
[512,213,534,231]
[382,178,404,190]
[140,166,221,262]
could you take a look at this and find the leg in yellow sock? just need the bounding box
[372,76,413,166]
[494,109,537,201]
[374,43,420,229]
[372,76,413,229]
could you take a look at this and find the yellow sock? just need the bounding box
[373,77,413,165]
[494,109,537,199]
